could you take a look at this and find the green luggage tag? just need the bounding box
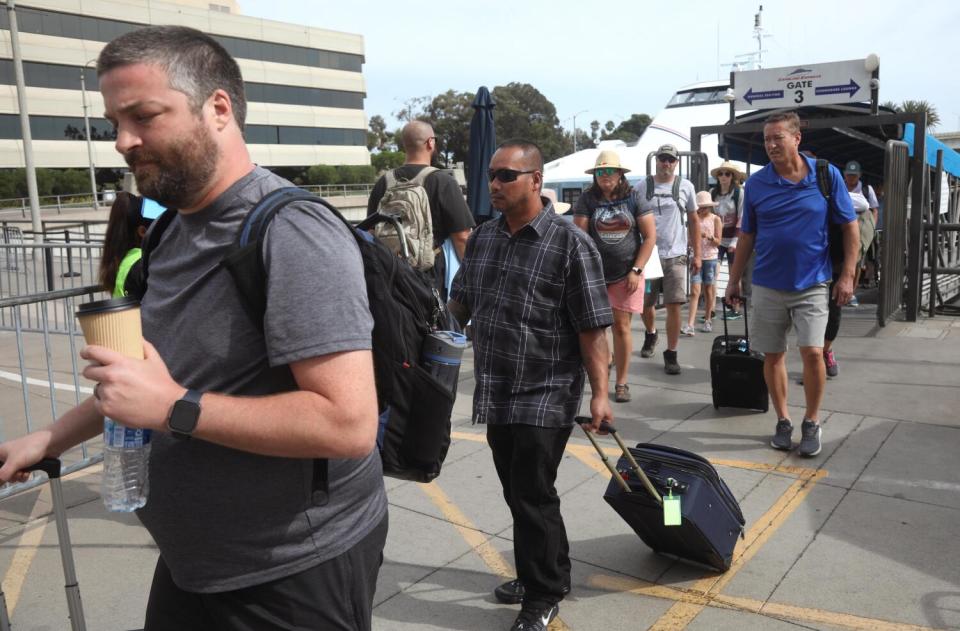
[663,485,681,527]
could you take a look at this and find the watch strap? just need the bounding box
[182,389,203,405]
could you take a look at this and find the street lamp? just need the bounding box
[79,58,99,210]
[571,109,587,153]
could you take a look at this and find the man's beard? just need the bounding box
[126,122,220,209]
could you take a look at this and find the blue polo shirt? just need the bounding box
[741,156,855,291]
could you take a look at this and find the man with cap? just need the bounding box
[842,160,878,306]
[725,112,858,458]
[633,143,700,375]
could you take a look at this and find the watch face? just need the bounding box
[169,399,200,435]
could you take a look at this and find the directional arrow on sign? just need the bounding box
[814,79,861,98]
[743,88,785,105]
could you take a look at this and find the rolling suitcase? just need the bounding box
[579,420,745,572]
[0,458,86,631]
[710,300,769,412]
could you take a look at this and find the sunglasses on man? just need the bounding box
[488,168,536,183]
[594,167,620,177]
[657,155,678,164]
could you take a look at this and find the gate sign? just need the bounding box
[733,59,874,111]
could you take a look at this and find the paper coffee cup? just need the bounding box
[75,296,144,359]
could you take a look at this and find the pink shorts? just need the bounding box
[607,276,645,313]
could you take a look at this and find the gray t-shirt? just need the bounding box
[634,177,698,259]
[138,167,386,593]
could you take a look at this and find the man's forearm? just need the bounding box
[49,397,103,455]
[840,220,859,278]
[579,328,609,398]
[729,232,755,282]
[688,215,702,258]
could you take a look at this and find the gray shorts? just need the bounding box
[646,256,687,305]
[750,283,829,353]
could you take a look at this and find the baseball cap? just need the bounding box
[844,160,862,176]
[656,144,680,160]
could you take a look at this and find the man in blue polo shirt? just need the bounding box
[725,112,858,457]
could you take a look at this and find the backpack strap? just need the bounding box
[384,168,398,189]
[136,207,178,300]
[733,185,741,206]
[815,159,832,201]
[408,165,438,186]
[644,175,655,201]
[671,176,681,204]
[222,186,359,507]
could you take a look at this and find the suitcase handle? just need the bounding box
[0,457,61,479]
[576,418,662,505]
[721,297,750,353]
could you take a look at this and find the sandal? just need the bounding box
[615,383,631,403]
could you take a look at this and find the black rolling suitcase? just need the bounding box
[0,458,86,631]
[579,420,745,572]
[710,300,768,411]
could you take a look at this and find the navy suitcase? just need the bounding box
[710,301,768,412]
[580,421,745,572]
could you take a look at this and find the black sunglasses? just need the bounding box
[657,155,678,164]
[488,168,536,183]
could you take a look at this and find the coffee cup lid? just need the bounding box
[76,296,140,317]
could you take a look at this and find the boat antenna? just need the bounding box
[722,4,771,72]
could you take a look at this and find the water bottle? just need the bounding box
[421,331,467,393]
[101,417,151,512]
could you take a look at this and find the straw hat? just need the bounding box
[695,191,718,208]
[585,150,630,175]
[710,160,746,182]
[542,188,571,213]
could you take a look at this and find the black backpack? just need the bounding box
[814,159,848,266]
[139,187,456,494]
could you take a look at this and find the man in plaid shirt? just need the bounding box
[449,140,613,631]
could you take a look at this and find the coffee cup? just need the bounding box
[75,296,144,359]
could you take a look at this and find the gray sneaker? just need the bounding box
[798,419,822,457]
[770,419,794,450]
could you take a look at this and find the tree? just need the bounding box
[424,89,474,167]
[880,100,940,129]
[367,115,391,151]
[590,120,600,143]
[492,82,566,161]
[371,150,405,174]
[335,165,376,184]
[304,164,339,185]
[600,113,652,143]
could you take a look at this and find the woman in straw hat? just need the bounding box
[573,150,656,403]
[683,192,723,336]
[709,160,746,319]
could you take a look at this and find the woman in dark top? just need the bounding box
[574,150,656,403]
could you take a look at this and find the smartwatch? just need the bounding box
[631,266,643,275]
[167,389,203,440]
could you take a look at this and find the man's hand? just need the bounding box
[832,273,855,306]
[581,395,613,434]
[725,279,742,307]
[82,341,183,431]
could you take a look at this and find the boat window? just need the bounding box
[666,88,726,108]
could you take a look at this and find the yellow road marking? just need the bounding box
[1,463,101,614]
[589,575,938,631]
[418,482,571,630]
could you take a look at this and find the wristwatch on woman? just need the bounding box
[631,266,643,275]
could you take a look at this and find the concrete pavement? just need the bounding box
[0,304,959,630]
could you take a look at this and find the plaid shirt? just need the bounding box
[451,204,612,427]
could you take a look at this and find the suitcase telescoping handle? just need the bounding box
[721,296,750,353]
[0,457,86,631]
[576,418,662,505]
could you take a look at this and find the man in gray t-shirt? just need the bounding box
[0,26,387,631]
[632,144,701,375]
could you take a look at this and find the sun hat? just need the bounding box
[585,150,630,174]
[844,160,862,176]
[695,191,718,208]
[656,144,680,160]
[709,160,746,182]
[542,188,571,213]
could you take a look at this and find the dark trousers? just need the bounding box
[487,423,573,607]
[144,513,388,631]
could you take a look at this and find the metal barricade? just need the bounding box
[878,140,910,326]
[0,285,106,500]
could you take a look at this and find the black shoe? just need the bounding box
[663,349,681,375]
[510,603,559,631]
[640,331,658,358]
[494,579,570,605]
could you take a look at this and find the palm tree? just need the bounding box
[880,100,940,129]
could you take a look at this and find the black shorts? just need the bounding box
[144,513,388,631]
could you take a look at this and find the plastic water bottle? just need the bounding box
[101,417,151,512]
[421,331,468,393]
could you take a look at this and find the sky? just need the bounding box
[238,0,960,135]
